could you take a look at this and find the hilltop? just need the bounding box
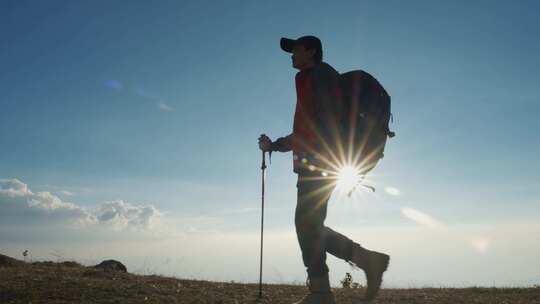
[0,253,538,303]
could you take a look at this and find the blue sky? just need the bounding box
[1,1,539,287]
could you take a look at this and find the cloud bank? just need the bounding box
[95,200,163,232]
[0,178,164,240]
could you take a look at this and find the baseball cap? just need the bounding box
[280,35,322,53]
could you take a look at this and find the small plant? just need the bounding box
[340,272,353,288]
[21,249,33,263]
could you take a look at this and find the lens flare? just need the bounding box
[335,165,360,193]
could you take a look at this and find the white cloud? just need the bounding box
[106,80,174,113]
[400,207,494,254]
[384,186,401,196]
[158,101,174,112]
[401,207,444,228]
[0,179,164,235]
[59,190,74,196]
[0,178,29,196]
[95,200,163,232]
[0,178,94,225]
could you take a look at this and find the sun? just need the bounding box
[335,165,360,193]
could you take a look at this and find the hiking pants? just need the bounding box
[295,172,355,277]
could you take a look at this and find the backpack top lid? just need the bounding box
[339,70,389,102]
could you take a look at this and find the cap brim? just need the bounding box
[280,37,296,53]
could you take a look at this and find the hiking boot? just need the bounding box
[349,244,390,301]
[292,273,336,304]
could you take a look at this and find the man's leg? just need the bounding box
[295,172,389,302]
[295,173,333,277]
[295,173,359,274]
[293,173,336,304]
[324,227,354,261]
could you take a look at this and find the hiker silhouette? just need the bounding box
[258,35,390,303]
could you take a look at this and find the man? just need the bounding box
[258,35,390,303]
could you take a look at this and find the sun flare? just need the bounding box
[335,165,360,193]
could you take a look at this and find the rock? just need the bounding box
[93,259,127,273]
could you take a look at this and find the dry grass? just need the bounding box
[1,253,539,304]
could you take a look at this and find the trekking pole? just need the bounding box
[258,150,267,300]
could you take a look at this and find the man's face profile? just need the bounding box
[291,45,315,70]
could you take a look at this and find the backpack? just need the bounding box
[339,70,395,175]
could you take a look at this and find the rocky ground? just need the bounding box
[1,253,539,304]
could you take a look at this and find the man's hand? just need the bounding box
[258,134,273,152]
